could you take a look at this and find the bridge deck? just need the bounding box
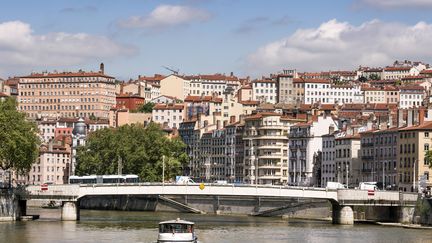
[24,183,418,206]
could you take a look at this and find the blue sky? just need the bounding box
[1,0,432,80]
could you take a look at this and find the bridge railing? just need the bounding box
[26,184,80,200]
[337,189,418,206]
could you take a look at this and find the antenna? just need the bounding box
[162,66,179,75]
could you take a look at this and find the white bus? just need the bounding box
[69,175,139,184]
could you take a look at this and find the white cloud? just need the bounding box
[0,21,136,76]
[118,5,211,29]
[357,0,432,9]
[245,19,432,75]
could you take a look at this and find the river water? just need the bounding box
[1,208,432,243]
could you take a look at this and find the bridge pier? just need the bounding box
[61,201,79,221]
[332,204,354,225]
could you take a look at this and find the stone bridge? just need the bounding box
[24,183,419,224]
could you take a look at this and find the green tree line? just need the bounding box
[75,123,189,182]
[0,98,40,174]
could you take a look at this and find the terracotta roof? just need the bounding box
[244,112,281,121]
[401,75,425,80]
[399,85,425,91]
[363,68,383,72]
[399,121,432,131]
[116,94,145,99]
[186,74,239,82]
[138,74,165,82]
[153,103,185,110]
[240,100,259,105]
[0,92,9,97]
[252,79,276,83]
[384,66,411,71]
[420,70,432,74]
[184,95,222,103]
[20,71,114,79]
[305,78,330,84]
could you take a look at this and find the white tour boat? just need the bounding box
[157,218,198,243]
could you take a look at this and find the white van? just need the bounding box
[176,176,195,184]
[359,182,378,191]
[326,182,346,189]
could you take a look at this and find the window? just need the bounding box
[425,144,429,151]
[426,132,429,138]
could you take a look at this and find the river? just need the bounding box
[1,208,432,243]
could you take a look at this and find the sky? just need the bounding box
[1,0,432,80]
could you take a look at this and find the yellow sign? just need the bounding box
[199,183,205,190]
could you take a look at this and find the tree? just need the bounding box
[75,122,189,182]
[369,74,380,80]
[137,102,155,113]
[0,98,40,174]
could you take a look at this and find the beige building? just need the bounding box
[159,75,191,100]
[109,108,152,127]
[18,64,116,119]
[28,143,72,185]
[277,70,297,104]
[397,122,432,192]
[243,112,294,185]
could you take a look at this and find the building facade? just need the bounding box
[18,64,116,119]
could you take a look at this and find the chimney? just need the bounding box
[388,112,393,128]
[397,109,404,127]
[230,72,234,77]
[419,108,425,125]
[407,109,413,127]
[100,63,105,74]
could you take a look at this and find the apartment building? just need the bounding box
[18,64,116,119]
[28,143,71,185]
[152,103,185,129]
[397,122,432,192]
[116,94,145,111]
[289,116,338,186]
[399,85,425,109]
[334,135,361,188]
[252,79,277,104]
[277,70,297,104]
[159,75,191,100]
[321,133,336,187]
[189,74,241,96]
[243,112,293,185]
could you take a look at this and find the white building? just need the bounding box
[289,116,339,186]
[252,79,277,104]
[38,120,56,143]
[321,133,336,187]
[302,79,361,105]
[334,134,361,188]
[399,85,425,109]
[188,74,241,97]
[152,103,185,129]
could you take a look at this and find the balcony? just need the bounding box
[289,132,313,138]
[361,142,374,147]
[258,153,283,159]
[361,155,374,160]
[362,168,372,173]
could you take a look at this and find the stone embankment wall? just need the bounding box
[0,190,22,221]
[415,197,432,225]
